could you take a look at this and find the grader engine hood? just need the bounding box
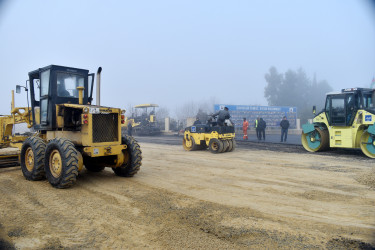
[52,104,124,146]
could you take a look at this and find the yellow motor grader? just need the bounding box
[11,65,141,188]
[183,118,236,153]
[301,87,375,158]
[0,91,32,166]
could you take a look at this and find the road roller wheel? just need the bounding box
[209,138,223,154]
[183,136,200,151]
[229,139,236,152]
[222,140,230,152]
[360,131,375,158]
[301,127,329,152]
[227,139,233,152]
[112,135,142,177]
[44,138,79,189]
[20,136,46,181]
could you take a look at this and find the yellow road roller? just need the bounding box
[183,123,236,153]
[302,87,375,158]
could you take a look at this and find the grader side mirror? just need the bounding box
[16,85,21,94]
[312,105,316,115]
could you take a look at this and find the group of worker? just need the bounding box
[243,116,290,142]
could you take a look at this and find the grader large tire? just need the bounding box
[209,138,223,154]
[20,136,46,181]
[360,131,375,158]
[112,135,142,177]
[44,138,79,189]
[301,127,329,152]
[84,157,105,172]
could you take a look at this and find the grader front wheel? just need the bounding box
[301,127,329,152]
[112,135,142,177]
[360,131,375,158]
[44,138,79,189]
[20,136,46,181]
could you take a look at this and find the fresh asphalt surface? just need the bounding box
[235,133,301,145]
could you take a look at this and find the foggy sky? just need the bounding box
[0,0,374,117]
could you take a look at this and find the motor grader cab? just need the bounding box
[182,116,236,153]
[302,87,375,158]
[123,104,160,135]
[17,65,142,188]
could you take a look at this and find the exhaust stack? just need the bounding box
[96,67,102,106]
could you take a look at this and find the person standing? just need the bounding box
[258,118,266,140]
[280,116,290,142]
[254,117,260,140]
[242,118,249,140]
[193,117,201,125]
[127,120,133,136]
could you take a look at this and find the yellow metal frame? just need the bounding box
[184,130,235,147]
[312,109,374,149]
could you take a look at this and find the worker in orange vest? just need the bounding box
[242,117,249,140]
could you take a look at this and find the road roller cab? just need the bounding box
[301,87,375,158]
[183,122,236,153]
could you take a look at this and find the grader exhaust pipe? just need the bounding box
[96,67,102,106]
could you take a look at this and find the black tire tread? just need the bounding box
[113,135,142,177]
[20,136,46,181]
[45,138,79,189]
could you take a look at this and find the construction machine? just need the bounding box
[301,87,375,158]
[0,91,33,166]
[122,104,161,135]
[183,117,236,153]
[14,65,141,188]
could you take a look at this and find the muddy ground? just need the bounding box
[0,137,375,249]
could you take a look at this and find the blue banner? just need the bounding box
[214,104,297,129]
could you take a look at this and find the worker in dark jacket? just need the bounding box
[212,107,230,126]
[127,120,133,136]
[280,116,290,142]
[258,118,266,140]
[193,117,201,125]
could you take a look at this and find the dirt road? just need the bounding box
[1,140,375,249]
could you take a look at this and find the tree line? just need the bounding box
[264,67,333,123]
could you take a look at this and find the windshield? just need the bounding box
[57,73,84,98]
[362,91,375,108]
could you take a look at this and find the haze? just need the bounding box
[0,0,374,117]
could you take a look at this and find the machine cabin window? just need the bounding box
[57,73,85,98]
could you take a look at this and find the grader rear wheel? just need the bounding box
[209,138,223,154]
[20,136,46,181]
[44,138,79,189]
[301,127,329,152]
[112,135,142,177]
[360,131,375,158]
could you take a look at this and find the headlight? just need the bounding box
[121,109,126,114]
[83,107,89,113]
